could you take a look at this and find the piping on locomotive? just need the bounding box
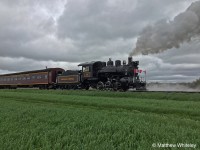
[0,57,146,91]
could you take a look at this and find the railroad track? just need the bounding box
[131,90,200,93]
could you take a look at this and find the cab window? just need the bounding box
[83,66,90,72]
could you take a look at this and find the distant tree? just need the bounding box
[190,78,200,88]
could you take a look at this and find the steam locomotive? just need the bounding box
[57,56,146,91]
[0,57,146,91]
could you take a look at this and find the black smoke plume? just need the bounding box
[130,1,200,56]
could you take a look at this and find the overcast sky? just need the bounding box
[0,0,199,82]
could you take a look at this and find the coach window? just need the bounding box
[32,76,36,79]
[57,71,62,75]
[44,75,48,79]
[37,75,42,79]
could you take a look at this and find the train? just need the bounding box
[0,57,146,91]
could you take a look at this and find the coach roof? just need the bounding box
[0,68,64,76]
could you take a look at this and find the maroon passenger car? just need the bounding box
[0,68,64,89]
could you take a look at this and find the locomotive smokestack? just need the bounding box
[128,57,132,64]
[107,58,114,66]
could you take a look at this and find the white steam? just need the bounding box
[130,1,200,56]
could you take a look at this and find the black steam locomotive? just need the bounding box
[0,57,146,91]
[57,57,146,91]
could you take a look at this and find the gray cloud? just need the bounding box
[0,0,199,83]
[57,0,188,41]
[0,56,79,72]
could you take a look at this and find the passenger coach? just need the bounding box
[0,68,64,89]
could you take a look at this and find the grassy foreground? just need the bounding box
[0,89,199,149]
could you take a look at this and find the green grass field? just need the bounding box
[0,89,199,149]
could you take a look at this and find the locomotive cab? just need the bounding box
[78,61,105,89]
[78,61,104,79]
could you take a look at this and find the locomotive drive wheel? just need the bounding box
[97,81,104,90]
[113,82,119,91]
[122,86,128,92]
[85,85,89,90]
[105,81,112,91]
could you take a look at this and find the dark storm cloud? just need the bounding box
[0,0,191,61]
[57,0,186,40]
[56,0,194,65]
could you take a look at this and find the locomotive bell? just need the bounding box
[123,60,126,65]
